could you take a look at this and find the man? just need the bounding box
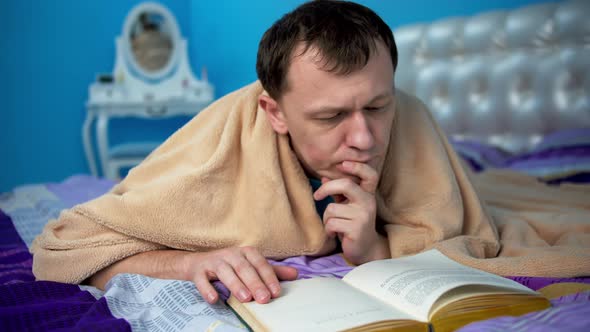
[99,0,395,303]
[32,0,590,309]
[37,0,399,305]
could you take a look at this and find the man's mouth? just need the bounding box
[332,162,366,184]
[337,158,375,169]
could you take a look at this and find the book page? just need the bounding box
[343,250,537,321]
[235,277,418,332]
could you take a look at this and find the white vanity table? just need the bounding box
[83,2,213,180]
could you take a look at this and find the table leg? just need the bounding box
[96,113,113,179]
[82,109,98,177]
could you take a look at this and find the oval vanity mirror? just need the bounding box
[122,2,180,81]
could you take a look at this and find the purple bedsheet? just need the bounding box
[0,210,131,332]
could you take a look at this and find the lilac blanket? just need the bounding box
[1,143,590,332]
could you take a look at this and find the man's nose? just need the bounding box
[346,112,375,150]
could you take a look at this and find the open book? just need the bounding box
[227,249,550,332]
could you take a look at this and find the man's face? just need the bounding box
[262,41,396,183]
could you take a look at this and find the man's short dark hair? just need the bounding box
[256,0,398,99]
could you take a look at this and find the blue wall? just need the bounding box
[0,0,191,192]
[0,0,558,192]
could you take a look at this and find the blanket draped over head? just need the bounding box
[31,81,590,284]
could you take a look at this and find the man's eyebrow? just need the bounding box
[306,105,349,115]
[306,92,394,115]
[366,92,393,105]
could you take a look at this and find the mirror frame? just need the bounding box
[122,2,181,82]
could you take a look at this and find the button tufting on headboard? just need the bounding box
[394,0,590,153]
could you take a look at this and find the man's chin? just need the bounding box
[325,170,362,185]
[329,160,382,184]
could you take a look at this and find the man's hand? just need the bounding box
[182,247,298,304]
[313,161,390,265]
[88,247,297,305]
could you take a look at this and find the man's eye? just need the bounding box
[319,113,343,121]
[366,106,384,112]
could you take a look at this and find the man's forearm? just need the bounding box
[86,246,298,304]
[87,249,191,290]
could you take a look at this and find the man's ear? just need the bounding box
[259,94,289,135]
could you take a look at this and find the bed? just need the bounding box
[2,1,590,331]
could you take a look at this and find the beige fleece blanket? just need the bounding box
[31,81,590,284]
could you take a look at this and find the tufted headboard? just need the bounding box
[393,0,590,153]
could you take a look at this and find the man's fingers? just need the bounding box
[320,177,347,203]
[323,202,356,222]
[314,177,366,203]
[215,259,254,303]
[273,265,298,281]
[227,254,273,304]
[341,161,379,193]
[193,271,220,304]
[188,247,294,305]
[243,247,281,299]
[324,217,349,239]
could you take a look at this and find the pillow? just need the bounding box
[503,129,590,184]
[450,138,511,172]
[450,129,590,184]
[505,144,590,183]
[531,128,590,152]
